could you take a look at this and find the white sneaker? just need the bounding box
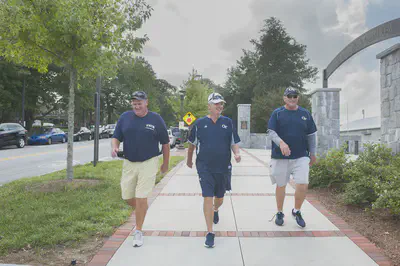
[132,230,144,247]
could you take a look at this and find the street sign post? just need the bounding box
[183,112,196,126]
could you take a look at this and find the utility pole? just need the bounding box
[21,76,26,127]
[93,75,101,166]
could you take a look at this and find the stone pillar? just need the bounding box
[237,104,251,148]
[376,43,400,153]
[309,88,341,156]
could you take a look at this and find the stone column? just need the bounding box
[309,88,341,156]
[376,43,400,153]
[237,104,251,148]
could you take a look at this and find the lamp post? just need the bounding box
[93,75,101,167]
[179,89,186,119]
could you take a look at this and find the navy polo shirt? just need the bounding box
[113,111,169,162]
[188,116,240,173]
[268,106,317,159]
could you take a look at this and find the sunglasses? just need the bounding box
[210,94,224,100]
[132,92,145,97]
[286,95,298,99]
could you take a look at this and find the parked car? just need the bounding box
[90,125,109,139]
[168,129,177,148]
[28,127,67,145]
[0,123,27,148]
[104,124,116,137]
[173,131,183,146]
[73,127,92,141]
[170,127,180,136]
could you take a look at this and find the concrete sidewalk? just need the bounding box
[88,149,392,266]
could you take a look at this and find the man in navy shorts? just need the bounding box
[187,92,241,248]
[267,87,317,228]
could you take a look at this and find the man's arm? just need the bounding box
[267,129,291,156]
[231,144,241,163]
[266,129,283,146]
[111,138,121,158]
[307,132,317,166]
[160,143,170,173]
[111,120,123,157]
[306,111,318,166]
[186,124,198,168]
[187,143,195,168]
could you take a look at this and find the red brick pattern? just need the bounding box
[158,192,295,196]
[135,230,343,237]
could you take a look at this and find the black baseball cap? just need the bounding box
[283,87,299,96]
[131,91,148,100]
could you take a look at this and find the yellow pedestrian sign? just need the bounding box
[183,112,196,126]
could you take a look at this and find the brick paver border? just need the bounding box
[88,150,393,266]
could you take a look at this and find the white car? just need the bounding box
[168,129,177,148]
[104,124,116,137]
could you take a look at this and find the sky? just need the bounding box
[137,0,400,124]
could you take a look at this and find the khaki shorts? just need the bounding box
[121,156,159,199]
[269,157,310,187]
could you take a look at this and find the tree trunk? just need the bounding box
[67,66,76,181]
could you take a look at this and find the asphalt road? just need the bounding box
[0,139,115,185]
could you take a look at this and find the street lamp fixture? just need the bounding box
[179,89,186,119]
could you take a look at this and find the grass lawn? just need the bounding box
[0,156,184,256]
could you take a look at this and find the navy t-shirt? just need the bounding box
[113,111,169,162]
[268,106,317,159]
[188,116,240,173]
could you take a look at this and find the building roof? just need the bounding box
[340,116,380,132]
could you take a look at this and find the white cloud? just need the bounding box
[328,0,369,39]
[137,0,398,123]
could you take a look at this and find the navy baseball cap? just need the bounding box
[131,91,148,100]
[283,87,299,96]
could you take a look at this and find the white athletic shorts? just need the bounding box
[269,157,310,187]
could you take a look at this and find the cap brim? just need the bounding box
[209,99,226,104]
[131,97,147,100]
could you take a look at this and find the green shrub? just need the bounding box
[357,143,393,166]
[341,143,400,214]
[311,143,400,215]
[309,146,348,188]
[372,168,400,215]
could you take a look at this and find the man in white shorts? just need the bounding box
[111,91,170,247]
[267,87,317,228]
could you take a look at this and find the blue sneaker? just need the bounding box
[275,212,285,226]
[292,209,306,228]
[213,211,219,224]
[204,232,215,248]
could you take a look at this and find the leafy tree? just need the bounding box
[223,17,317,132]
[0,0,151,180]
[182,71,213,119]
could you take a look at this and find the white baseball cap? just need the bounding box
[208,92,226,104]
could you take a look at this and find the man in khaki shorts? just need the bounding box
[267,87,317,228]
[111,91,170,247]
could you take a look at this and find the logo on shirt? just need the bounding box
[301,116,307,121]
[222,124,228,129]
[204,125,208,128]
[145,124,155,130]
